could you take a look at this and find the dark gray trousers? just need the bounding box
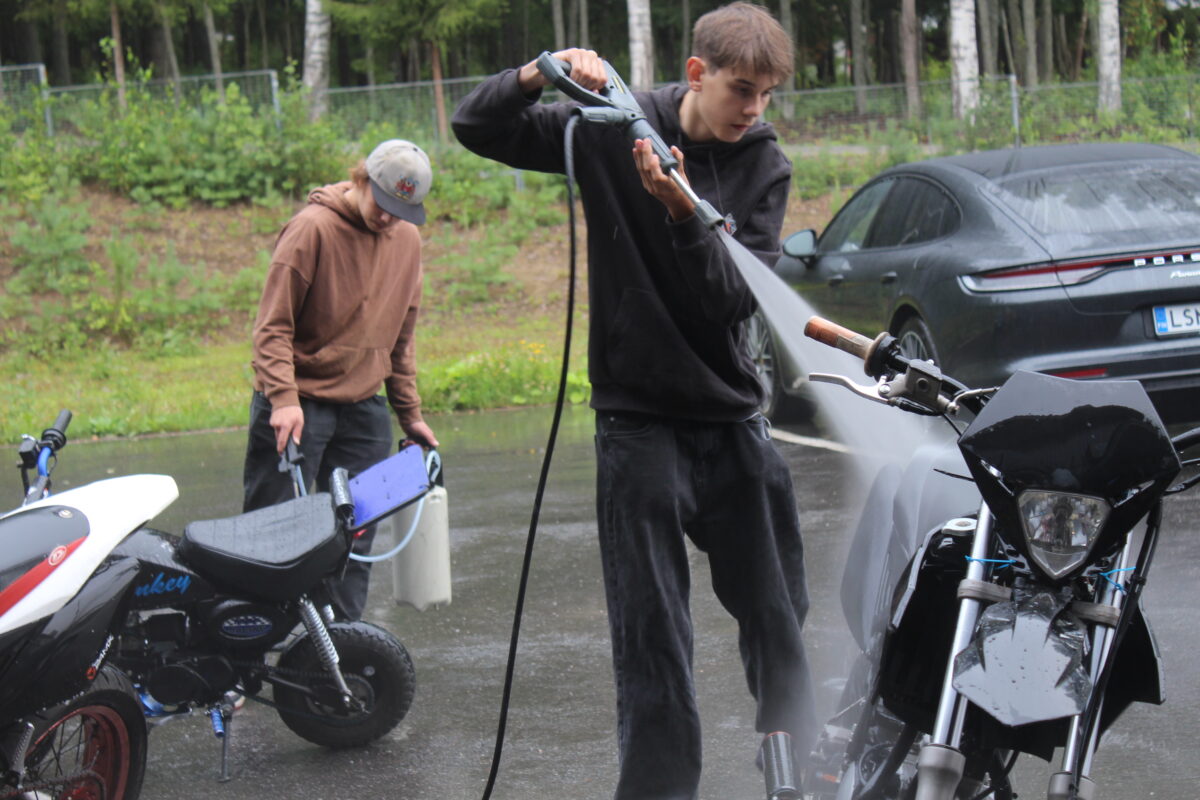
[594,411,816,800]
[242,391,393,620]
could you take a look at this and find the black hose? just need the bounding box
[478,114,583,800]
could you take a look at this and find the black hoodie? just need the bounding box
[451,70,792,422]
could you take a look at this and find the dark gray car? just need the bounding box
[755,142,1200,418]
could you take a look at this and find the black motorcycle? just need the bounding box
[796,317,1199,800]
[1,413,428,794]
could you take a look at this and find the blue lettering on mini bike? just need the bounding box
[134,572,192,598]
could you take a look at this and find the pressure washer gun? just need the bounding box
[279,439,307,498]
[535,51,727,231]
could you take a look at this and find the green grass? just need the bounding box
[0,315,591,443]
[0,342,256,440]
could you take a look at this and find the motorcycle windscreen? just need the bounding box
[952,590,1091,726]
[958,371,1178,496]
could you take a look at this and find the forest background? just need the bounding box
[1,0,1199,441]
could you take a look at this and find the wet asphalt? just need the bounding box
[49,405,1200,800]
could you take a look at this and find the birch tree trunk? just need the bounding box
[627,0,655,90]
[949,0,980,119]
[202,3,225,102]
[302,0,331,119]
[109,1,127,111]
[1097,0,1121,113]
[901,0,922,119]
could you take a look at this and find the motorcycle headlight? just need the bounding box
[1017,490,1111,579]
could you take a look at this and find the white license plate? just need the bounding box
[1153,302,1200,337]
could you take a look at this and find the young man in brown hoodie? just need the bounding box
[242,139,438,621]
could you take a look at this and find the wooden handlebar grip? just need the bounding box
[804,316,873,361]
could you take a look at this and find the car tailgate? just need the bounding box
[1053,244,1200,316]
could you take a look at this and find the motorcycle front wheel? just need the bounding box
[273,621,415,748]
[17,665,147,800]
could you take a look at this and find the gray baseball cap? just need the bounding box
[366,139,432,225]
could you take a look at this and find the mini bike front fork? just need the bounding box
[298,596,357,709]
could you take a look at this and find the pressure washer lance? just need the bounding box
[535,52,727,232]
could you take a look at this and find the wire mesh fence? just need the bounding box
[4,65,1199,154]
[322,76,485,141]
[0,64,52,133]
[43,70,281,134]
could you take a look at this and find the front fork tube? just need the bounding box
[1049,537,1135,800]
[298,596,356,707]
[915,501,995,800]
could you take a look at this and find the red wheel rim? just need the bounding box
[25,704,132,800]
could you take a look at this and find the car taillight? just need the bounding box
[963,250,1200,292]
[962,260,1110,291]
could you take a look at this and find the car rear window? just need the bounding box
[992,162,1200,236]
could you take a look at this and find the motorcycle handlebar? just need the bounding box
[804,317,875,361]
[41,409,72,454]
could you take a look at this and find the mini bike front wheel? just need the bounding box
[274,621,415,748]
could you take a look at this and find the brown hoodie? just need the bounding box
[251,181,425,427]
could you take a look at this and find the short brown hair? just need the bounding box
[692,2,794,83]
[349,160,369,187]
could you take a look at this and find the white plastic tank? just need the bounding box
[388,485,451,611]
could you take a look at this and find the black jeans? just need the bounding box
[594,411,815,800]
[242,392,393,620]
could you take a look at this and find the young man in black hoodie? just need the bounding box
[452,4,814,797]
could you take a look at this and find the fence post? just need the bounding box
[270,69,282,130]
[36,63,55,137]
[1009,74,1021,148]
[1189,74,1195,141]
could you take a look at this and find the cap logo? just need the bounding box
[395,177,418,201]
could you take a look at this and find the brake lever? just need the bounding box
[809,368,956,415]
[808,373,892,406]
